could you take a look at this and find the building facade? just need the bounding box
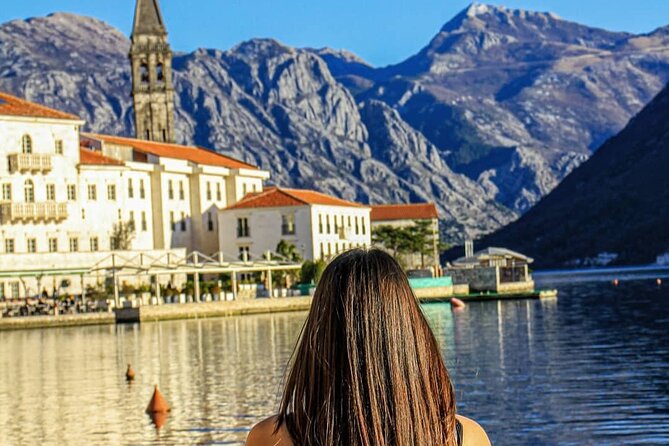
[0,92,269,298]
[370,203,440,271]
[219,188,371,262]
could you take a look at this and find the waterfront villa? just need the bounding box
[447,247,535,294]
[370,202,440,271]
[219,187,372,262]
[0,92,270,298]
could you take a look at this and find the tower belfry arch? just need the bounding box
[129,0,176,143]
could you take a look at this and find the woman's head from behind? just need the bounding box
[278,248,456,446]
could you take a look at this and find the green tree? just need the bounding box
[110,220,136,251]
[372,220,437,268]
[275,240,303,262]
[301,260,327,284]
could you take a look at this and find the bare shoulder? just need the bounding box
[246,415,293,446]
[457,415,492,446]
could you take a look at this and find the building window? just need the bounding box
[24,180,34,203]
[141,212,148,232]
[206,182,212,200]
[207,212,214,232]
[87,184,97,201]
[128,179,134,198]
[328,243,333,257]
[67,185,77,201]
[326,215,331,234]
[179,181,185,200]
[2,184,11,201]
[90,237,99,252]
[49,238,58,253]
[237,217,250,238]
[81,209,86,220]
[27,238,37,253]
[69,238,79,253]
[10,282,19,299]
[168,180,174,200]
[216,183,222,201]
[362,218,367,235]
[334,216,339,234]
[319,215,323,234]
[320,242,325,260]
[4,239,14,254]
[242,183,248,196]
[180,212,187,232]
[252,184,258,193]
[355,217,359,235]
[21,135,32,154]
[156,63,165,82]
[129,211,136,231]
[46,184,56,201]
[170,212,176,231]
[0,283,4,300]
[282,214,296,235]
[162,129,167,142]
[107,184,116,201]
[239,246,250,262]
[140,63,149,84]
[140,180,146,199]
[110,237,118,251]
[55,140,64,155]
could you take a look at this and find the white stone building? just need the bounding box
[219,187,371,262]
[0,92,269,299]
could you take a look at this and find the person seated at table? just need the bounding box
[247,248,491,446]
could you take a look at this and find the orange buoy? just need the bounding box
[126,364,136,382]
[149,411,169,430]
[146,385,171,414]
[451,298,466,310]
[657,279,663,286]
[613,279,620,286]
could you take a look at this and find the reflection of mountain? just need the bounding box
[481,82,669,267]
[2,6,669,241]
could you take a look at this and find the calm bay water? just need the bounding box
[1,277,668,445]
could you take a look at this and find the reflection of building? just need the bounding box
[219,187,371,261]
[448,247,535,294]
[370,203,439,270]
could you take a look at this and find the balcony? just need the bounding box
[0,202,68,223]
[8,153,53,173]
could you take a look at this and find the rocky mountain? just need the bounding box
[478,81,669,267]
[0,12,513,241]
[1,5,668,242]
[327,3,669,212]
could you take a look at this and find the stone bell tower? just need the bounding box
[129,0,176,143]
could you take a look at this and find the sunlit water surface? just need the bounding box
[1,277,668,445]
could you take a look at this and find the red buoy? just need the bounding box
[146,385,171,414]
[126,364,135,382]
[451,298,466,310]
[657,279,663,286]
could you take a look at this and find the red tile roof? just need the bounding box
[370,203,439,221]
[84,133,259,171]
[227,187,366,210]
[79,148,125,166]
[0,92,80,121]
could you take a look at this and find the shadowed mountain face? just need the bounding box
[480,82,669,267]
[1,5,668,242]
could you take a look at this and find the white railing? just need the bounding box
[8,153,53,173]
[0,202,68,223]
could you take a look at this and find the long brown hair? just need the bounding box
[277,248,457,446]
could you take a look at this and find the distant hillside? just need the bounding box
[479,82,669,267]
[1,5,669,241]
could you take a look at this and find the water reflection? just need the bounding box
[0,280,668,445]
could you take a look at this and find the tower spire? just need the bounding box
[132,0,167,37]
[129,0,176,143]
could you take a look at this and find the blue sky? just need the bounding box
[1,0,668,67]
